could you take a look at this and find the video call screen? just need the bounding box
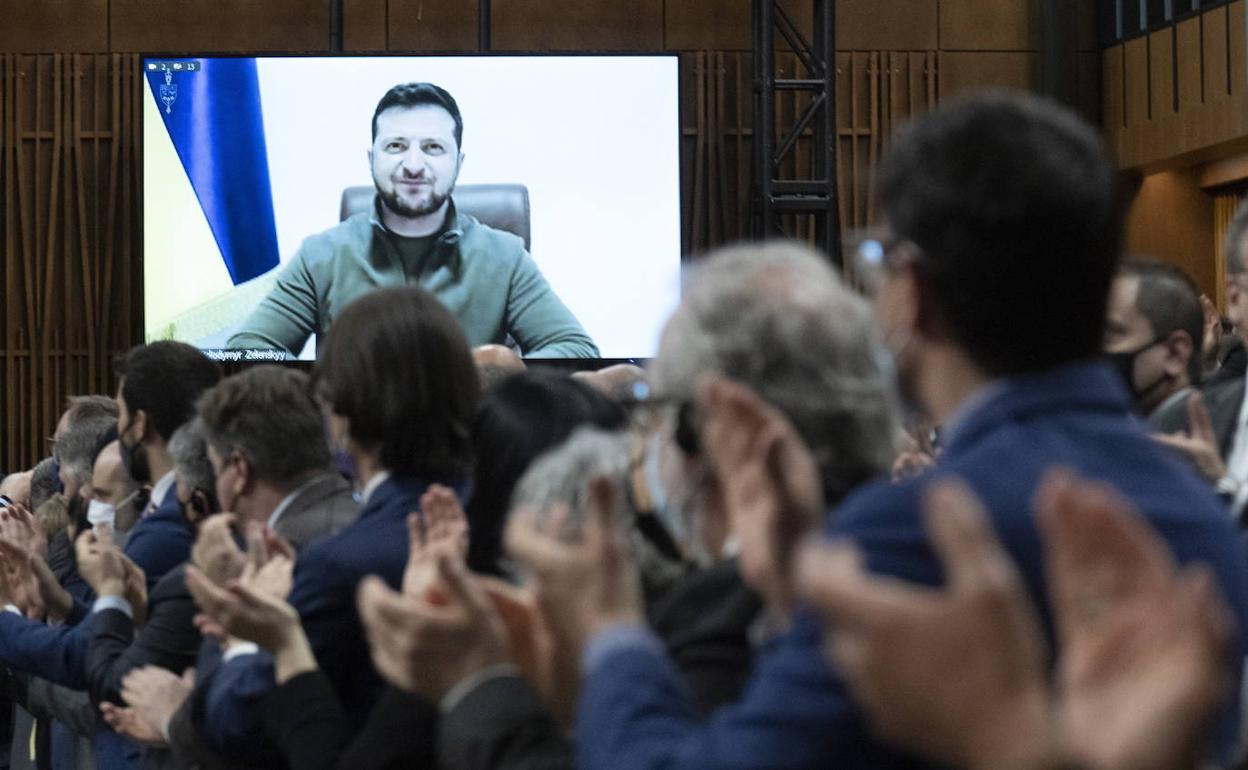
[142,55,681,361]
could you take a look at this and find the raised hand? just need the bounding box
[74,529,128,598]
[797,478,1052,770]
[1036,470,1232,770]
[0,538,67,621]
[358,547,509,701]
[1151,392,1227,483]
[101,703,167,746]
[185,561,299,654]
[696,376,823,616]
[191,513,246,587]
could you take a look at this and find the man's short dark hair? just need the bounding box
[114,342,222,442]
[312,287,479,478]
[371,82,463,149]
[29,458,58,511]
[59,416,117,485]
[879,90,1123,377]
[197,366,330,486]
[1119,256,1204,384]
[1225,200,1248,275]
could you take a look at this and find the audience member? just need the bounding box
[188,286,478,763]
[465,370,626,577]
[798,469,1231,770]
[55,415,115,503]
[500,90,1248,770]
[28,458,58,514]
[572,364,648,403]
[1103,256,1202,417]
[472,343,527,390]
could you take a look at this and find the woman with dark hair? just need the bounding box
[465,369,627,577]
[181,286,479,768]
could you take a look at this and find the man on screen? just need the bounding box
[227,82,600,358]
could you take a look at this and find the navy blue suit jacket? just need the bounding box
[196,473,461,760]
[0,485,192,690]
[576,362,1248,770]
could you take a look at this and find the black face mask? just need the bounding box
[118,416,152,486]
[1106,338,1169,407]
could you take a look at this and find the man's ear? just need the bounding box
[132,409,150,444]
[367,148,374,166]
[234,454,254,496]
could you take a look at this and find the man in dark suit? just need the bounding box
[189,287,479,763]
[511,92,1248,770]
[1151,201,1248,517]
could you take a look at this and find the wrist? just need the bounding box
[96,580,126,598]
[967,690,1057,770]
[272,628,316,685]
[45,586,72,621]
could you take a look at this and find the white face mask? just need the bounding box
[86,499,115,532]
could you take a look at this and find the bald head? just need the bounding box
[572,364,648,404]
[473,344,526,391]
[90,441,136,507]
[0,472,32,508]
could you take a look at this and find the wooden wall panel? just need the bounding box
[343,0,387,51]
[0,1,108,53]
[937,52,1037,98]
[1123,37,1149,127]
[388,0,478,51]
[1,54,142,472]
[664,0,749,51]
[938,0,1037,51]
[1176,18,1203,112]
[1149,29,1175,119]
[1202,5,1230,101]
[490,0,662,51]
[1125,168,1217,297]
[1103,46,1124,132]
[109,0,330,53]
[837,0,938,51]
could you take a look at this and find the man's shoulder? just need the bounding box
[291,214,376,266]
[455,213,527,264]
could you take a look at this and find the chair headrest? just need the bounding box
[339,184,531,250]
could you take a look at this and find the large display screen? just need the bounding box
[142,55,681,361]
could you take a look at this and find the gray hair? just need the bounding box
[651,241,898,503]
[29,458,58,512]
[1226,200,1248,275]
[510,427,684,591]
[169,419,216,498]
[59,415,117,486]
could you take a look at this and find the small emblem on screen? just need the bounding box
[159,70,178,115]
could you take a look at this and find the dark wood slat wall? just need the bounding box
[1103,0,1248,168]
[0,0,1062,472]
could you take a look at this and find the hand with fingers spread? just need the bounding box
[358,547,510,701]
[0,537,68,621]
[118,665,194,745]
[797,479,1052,770]
[419,484,470,560]
[505,476,644,723]
[185,555,300,657]
[0,503,47,562]
[1152,392,1227,483]
[191,513,247,587]
[101,702,167,746]
[0,548,44,619]
[1036,470,1233,770]
[696,376,823,617]
[75,528,128,598]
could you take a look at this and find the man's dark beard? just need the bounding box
[378,185,450,220]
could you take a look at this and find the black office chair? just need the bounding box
[339,183,531,250]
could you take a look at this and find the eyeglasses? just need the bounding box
[624,390,701,457]
[849,231,921,295]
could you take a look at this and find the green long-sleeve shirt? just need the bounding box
[227,202,600,358]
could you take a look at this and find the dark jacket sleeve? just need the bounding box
[439,674,572,770]
[262,671,436,770]
[84,567,200,706]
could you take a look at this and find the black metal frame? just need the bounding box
[751,0,841,265]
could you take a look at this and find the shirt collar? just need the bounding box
[150,471,177,509]
[937,379,1007,449]
[370,196,464,273]
[360,470,392,506]
[266,473,332,531]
